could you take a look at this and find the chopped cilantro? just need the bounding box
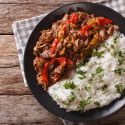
[94,101,100,107]
[101,84,108,91]
[79,98,91,108]
[118,58,124,65]
[89,67,104,82]
[115,84,124,94]
[92,49,105,58]
[118,50,124,65]
[114,36,118,43]
[118,50,123,57]
[95,67,104,78]
[64,81,76,89]
[111,44,115,49]
[78,76,86,80]
[77,70,86,79]
[113,50,124,65]
[77,70,86,75]
[68,94,75,102]
[96,66,104,74]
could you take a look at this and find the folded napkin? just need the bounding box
[12,0,125,124]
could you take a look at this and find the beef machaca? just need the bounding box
[33,11,118,90]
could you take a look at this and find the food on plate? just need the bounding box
[33,11,125,111]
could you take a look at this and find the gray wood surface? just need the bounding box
[0,0,125,124]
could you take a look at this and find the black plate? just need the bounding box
[24,2,125,122]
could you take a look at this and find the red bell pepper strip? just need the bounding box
[50,38,59,53]
[63,24,67,33]
[42,61,50,85]
[70,13,78,24]
[62,24,67,35]
[97,17,112,26]
[80,25,92,36]
[42,59,55,86]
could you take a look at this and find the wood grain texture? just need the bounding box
[0,95,63,125]
[0,35,31,95]
[0,0,95,34]
[0,95,125,125]
[0,0,95,4]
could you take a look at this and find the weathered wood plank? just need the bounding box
[0,66,31,95]
[0,0,95,34]
[0,95,63,124]
[0,0,95,4]
[0,95,125,124]
[0,35,18,67]
[0,35,31,95]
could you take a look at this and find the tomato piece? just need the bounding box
[62,24,67,35]
[42,59,55,86]
[70,13,78,24]
[97,17,112,26]
[42,61,50,85]
[50,38,59,53]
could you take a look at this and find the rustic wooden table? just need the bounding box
[0,0,125,124]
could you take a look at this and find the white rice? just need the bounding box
[48,32,125,112]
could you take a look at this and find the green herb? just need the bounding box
[102,43,106,48]
[101,84,108,91]
[68,94,75,102]
[114,68,125,75]
[78,75,86,80]
[114,36,118,43]
[111,44,115,49]
[89,67,104,82]
[96,66,104,74]
[118,50,124,65]
[63,101,70,107]
[77,70,86,75]
[92,49,105,58]
[94,101,100,107]
[95,67,104,78]
[77,70,86,79]
[115,84,124,94]
[88,78,93,84]
[64,81,76,89]
[113,50,124,65]
[79,98,91,108]
[102,43,110,52]
[118,50,123,57]
[118,58,124,65]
